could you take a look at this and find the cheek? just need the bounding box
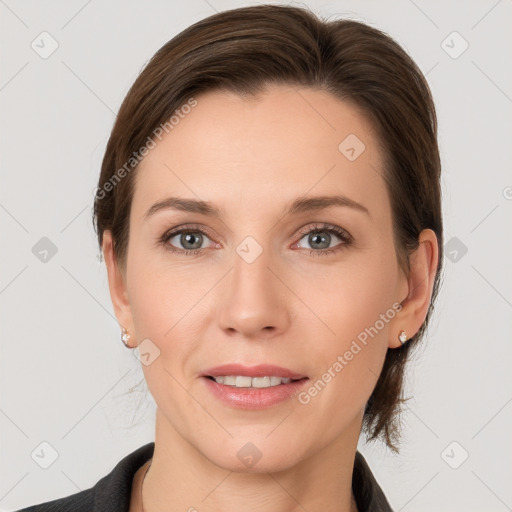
[127,270,201,406]
[298,296,391,437]
[126,263,212,384]
[305,251,397,343]
[127,245,203,336]
[128,276,171,338]
[299,252,397,399]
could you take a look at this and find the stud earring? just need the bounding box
[398,330,408,345]
[121,328,132,348]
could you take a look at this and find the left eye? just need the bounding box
[295,225,352,254]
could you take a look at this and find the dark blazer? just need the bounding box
[15,442,394,511]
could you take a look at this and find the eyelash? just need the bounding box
[159,223,353,258]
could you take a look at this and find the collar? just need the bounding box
[89,442,393,511]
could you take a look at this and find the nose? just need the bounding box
[216,246,291,340]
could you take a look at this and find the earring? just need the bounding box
[398,330,408,345]
[121,328,132,348]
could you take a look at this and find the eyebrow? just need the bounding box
[143,194,370,219]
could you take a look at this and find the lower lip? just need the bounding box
[202,376,309,410]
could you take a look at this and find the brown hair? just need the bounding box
[93,4,443,453]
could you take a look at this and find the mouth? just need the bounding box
[201,364,309,389]
[201,366,310,409]
[204,375,308,388]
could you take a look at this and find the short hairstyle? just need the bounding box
[93,4,444,453]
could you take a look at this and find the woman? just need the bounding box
[18,4,442,511]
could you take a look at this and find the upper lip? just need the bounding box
[202,364,308,380]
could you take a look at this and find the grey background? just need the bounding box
[1,0,511,510]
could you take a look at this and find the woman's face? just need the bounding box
[113,85,411,471]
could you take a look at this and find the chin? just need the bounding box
[200,438,307,474]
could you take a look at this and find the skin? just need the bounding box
[102,84,438,512]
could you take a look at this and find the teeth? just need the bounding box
[212,375,293,388]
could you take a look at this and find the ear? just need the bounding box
[102,230,134,338]
[389,228,439,349]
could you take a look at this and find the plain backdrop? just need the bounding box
[1,1,511,511]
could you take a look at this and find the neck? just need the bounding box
[141,408,362,512]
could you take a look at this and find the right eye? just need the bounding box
[159,225,218,256]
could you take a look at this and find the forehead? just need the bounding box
[132,85,386,221]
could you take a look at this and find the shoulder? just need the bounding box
[353,450,395,512]
[14,442,155,512]
[15,488,94,512]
